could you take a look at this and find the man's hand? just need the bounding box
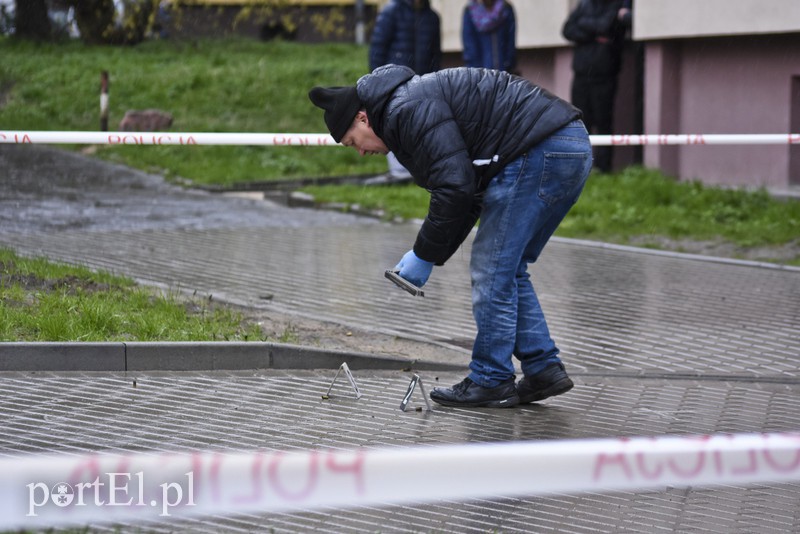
[394,249,434,287]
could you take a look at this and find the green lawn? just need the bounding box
[302,166,800,262]
[0,249,266,342]
[0,37,385,185]
[1,36,798,266]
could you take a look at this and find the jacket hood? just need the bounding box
[356,64,416,139]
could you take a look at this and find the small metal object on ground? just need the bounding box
[385,270,425,297]
[400,374,432,412]
[324,362,362,399]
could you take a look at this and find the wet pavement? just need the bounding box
[1,144,800,533]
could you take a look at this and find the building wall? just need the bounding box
[644,34,800,188]
[633,0,800,40]
[437,0,641,171]
[434,0,800,189]
[431,0,572,51]
[792,78,800,186]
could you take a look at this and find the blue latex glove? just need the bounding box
[394,249,434,288]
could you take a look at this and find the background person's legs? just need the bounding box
[386,152,412,180]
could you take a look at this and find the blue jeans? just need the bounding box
[468,120,592,387]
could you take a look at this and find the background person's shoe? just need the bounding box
[430,377,519,408]
[516,363,574,404]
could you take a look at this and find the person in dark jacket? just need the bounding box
[462,0,516,72]
[369,0,441,74]
[369,0,441,181]
[309,65,592,408]
[562,0,629,173]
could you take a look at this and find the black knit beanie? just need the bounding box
[308,86,361,143]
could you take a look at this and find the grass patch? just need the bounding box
[0,249,265,342]
[1,37,798,265]
[559,167,800,247]
[301,166,800,264]
[302,182,431,220]
[0,37,385,185]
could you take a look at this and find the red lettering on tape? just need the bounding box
[730,449,758,476]
[593,451,634,481]
[594,435,800,484]
[689,135,706,145]
[762,447,800,472]
[268,451,319,501]
[326,450,366,495]
[209,453,223,504]
[634,439,664,480]
[667,450,706,478]
[1,133,33,143]
[611,135,629,145]
[68,457,103,487]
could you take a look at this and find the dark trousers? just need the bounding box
[571,75,618,173]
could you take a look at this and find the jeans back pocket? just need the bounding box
[538,151,591,206]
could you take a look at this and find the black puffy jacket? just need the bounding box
[562,0,626,78]
[356,65,580,265]
[368,0,441,74]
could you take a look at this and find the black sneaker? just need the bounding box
[430,377,520,408]
[516,363,574,404]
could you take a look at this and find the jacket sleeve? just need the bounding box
[369,5,395,70]
[394,99,479,265]
[431,14,442,71]
[461,8,479,68]
[563,1,620,43]
[562,3,593,43]
[503,5,517,72]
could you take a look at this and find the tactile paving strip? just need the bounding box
[1,370,799,533]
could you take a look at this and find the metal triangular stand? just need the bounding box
[400,374,432,412]
[323,362,362,400]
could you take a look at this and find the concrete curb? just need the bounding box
[0,342,467,373]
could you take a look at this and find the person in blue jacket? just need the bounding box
[369,0,441,75]
[462,0,517,72]
[369,0,441,181]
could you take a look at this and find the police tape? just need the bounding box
[2,432,800,529]
[1,130,799,146]
[0,131,336,146]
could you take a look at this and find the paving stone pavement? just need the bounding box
[1,144,800,533]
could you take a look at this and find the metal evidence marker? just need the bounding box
[385,270,425,297]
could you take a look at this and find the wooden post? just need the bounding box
[100,71,109,131]
[355,0,365,45]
